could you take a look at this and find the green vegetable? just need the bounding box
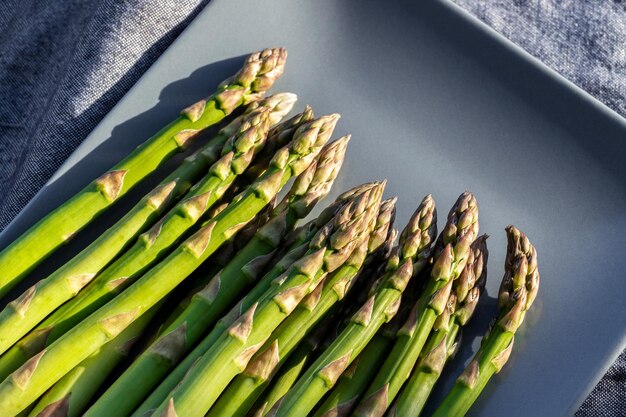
[150,182,382,417]
[206,197,395,417]
[250,322,330,417]
[354,192,479,417]
[270,195,437,417]
[312,333,394,417]
[0,112,334,416]
[0,48,287,299]
[432,226,539,417]
[27,304,162,417]
[0,94,296,379]
[87,132,348,417]
[129,183,379,417]
[392,235,488,416]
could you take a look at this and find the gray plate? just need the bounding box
[1,0,625,415]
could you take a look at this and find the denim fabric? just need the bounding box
[0,0,209,229]
[0,0,623,414]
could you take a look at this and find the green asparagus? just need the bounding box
[26,304,162,417]
[392,235,488,416]
[206,197,395,417]
[354,192,479,417]
[0,47,287,299]
[312,332,394,417]
[244,105,316,182]
[154,197,277,334]
[0,104,276,356]
[250,322,331,417]
[130,184,379,417]
[0,113,336,416]
[149,182,382,417]
[270,195,437,417]
[0,94,297,380]
[432,226,539,417]
[311,262,416,417]
[86,134,348,417]
[152,105,316,336]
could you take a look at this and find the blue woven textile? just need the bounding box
[0,0,209,228]
[0,0,623,414]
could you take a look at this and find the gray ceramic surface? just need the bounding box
[0,0,625,415]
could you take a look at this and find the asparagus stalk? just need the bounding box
[26,303,162,417]
[190,104,316,218]
[250,204,396,417]
[87,135,348,417]
[155,198,277,334]
[207,197,396,417]
[244,105,316,182]
[273,182,379,263]
[0,114,336,416]
[0,48,287,299]
[0,105,276,357]
[0,95,296,380]
[312,332,394,417]
[163,135,350,336]
[113,104,315,340]
[149,106,317,339]
[311,266,415,417]
[129,184,378,417]
[270,195,437,417]
[150,183,383,417]
[391,235,488,417]
[250,323,331,417]
[131,242,316,417]
[355,192,479,417]
[432,226,539,417]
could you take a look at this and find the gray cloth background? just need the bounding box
[0,0,623,415]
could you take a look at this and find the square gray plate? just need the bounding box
[1,0,625,415]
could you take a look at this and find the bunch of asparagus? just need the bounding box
[0,47,540,417]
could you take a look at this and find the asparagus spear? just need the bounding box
[160,135,349,336]
[270,227,396,417]
[87,135,348,417]
[0,105,275,356]
[138,189,387,417]
[186,102,314,283]
[206,197,396,417]
[129,184,378,417]
[270,195,437,417]
[250,321,332,417]
[149,183,383,417]
[107,104,314,340]
[355,192,479,417]
[26,303,162,417]
[391,235,488,417]
[130,248,310,417]
[0,114,336,416]
[312,333,394,417]
[155,197,278,334]
[188,105,316,219]
[52,97,299,331]
[0,95,296,380]
[311,259,416,417]
[273,182,379,263]
[243,105,316,182]
[432,226,539,417]
[0,48,287,299]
